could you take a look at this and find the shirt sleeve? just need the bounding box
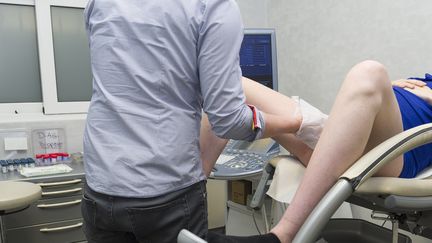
[197,0,264,141]
[83,0,94,37]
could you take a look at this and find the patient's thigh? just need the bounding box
[373,157,403,177]
[365,89,404,177]
[242,77,297,116]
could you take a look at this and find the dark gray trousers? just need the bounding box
[81,181,208,243]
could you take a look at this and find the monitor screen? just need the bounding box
[51,6,92,102]
[240,30,277,90]
[0,4,42,103]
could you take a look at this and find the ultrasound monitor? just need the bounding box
[0,3,42,103]
[240,29,278,91]
[208,29,279,179]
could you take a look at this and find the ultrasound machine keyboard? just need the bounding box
[210,140,279,180]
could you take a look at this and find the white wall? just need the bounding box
[237,2,432,242]
[239,0,432,112]
[236,0,269,28]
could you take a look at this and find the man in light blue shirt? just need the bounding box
[82,0,292,242]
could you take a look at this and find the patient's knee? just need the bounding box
[357,60,387,77]
[345,60,390,98]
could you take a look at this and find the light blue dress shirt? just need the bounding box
[83,0,265,197]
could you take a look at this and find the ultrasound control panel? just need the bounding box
[210,138,279,179]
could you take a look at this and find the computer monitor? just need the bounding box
[240,29,278,91]
[211,29,279,179]
[0,1,43,113]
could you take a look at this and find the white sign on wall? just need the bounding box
[31,128,66,155]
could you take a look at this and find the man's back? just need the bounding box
[83,0,254,198]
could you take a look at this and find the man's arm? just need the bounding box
[197,0,256,141]
[200,114,228,177]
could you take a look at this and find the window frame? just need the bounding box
[36,0,89,114]
[0,0,44,114]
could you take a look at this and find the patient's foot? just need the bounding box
[207,232,281,243]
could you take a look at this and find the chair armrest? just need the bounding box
[356,177,432,196]
[294,123,432,243]
[342,123,432,189]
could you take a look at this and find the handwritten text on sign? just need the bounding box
[32,129,66,154]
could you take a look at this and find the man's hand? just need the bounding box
[200,114,228,177]
[392,79,432,105]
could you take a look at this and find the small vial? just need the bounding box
[16,159,23,171]
[26,158,36,168]
[20,158,29,168]
[7,160,14,172]
[63,153,70,162]
[13,159,20,171]
[50,154,57,164]
[43,154,50,165]
[35,154,43,166]
[0,160,8,174]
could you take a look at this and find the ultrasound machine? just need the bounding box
[210,29,280,180]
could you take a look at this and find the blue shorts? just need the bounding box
[393,83,432,178]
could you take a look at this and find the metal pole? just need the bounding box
[293,180,353,243]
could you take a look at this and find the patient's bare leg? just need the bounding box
[271,60,404,243]
[241,77,299,122]
[242,77,313,165]
[242,77,304,138]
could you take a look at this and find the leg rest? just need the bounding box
[321,219,412,243]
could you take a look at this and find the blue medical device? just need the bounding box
[240,29,278,91]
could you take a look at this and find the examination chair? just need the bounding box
[178,123,432,243]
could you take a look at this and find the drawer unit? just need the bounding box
[38,179,84,198]
[0,170,86,243]
[6,219,84,243]
[3,195,82,228]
